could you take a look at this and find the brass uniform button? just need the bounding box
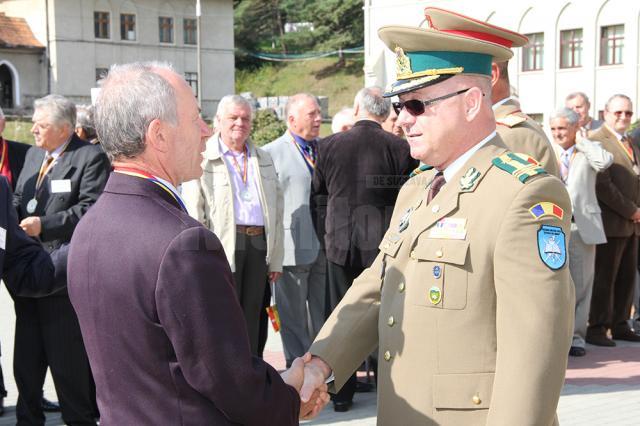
[472,395,481,405]
[383,243,390,250]
[431,205,440,213]
[410,250,417,260]
[387,316,395,327]
[398,282,405,292]
[383,351,392,361]
[435,249,443,258]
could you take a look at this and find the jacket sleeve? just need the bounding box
[488,175,574,426]
[40,149,110,241]
[310,147,328,245]
[269,178,284,272]
[2,178,60,297]
[578,140,614,172]
[155,226,300,425]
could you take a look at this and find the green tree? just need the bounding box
[251,109,287,146]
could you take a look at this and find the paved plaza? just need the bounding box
[1,285,639,425]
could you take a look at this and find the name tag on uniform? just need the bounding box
[428,218,467,240]
[51,179,71,193]
[0,226,6,250]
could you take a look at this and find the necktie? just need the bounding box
[560,151,570,183]
[36,155,54,191]
[427,172,446,204]
[622,136,634,162]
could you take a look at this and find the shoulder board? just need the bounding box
[496,112,527,128]
[409,164,434,178]
[492,152,547,183]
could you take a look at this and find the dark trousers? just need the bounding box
[589,235,638,336]
[326,260,364,404]
[233,232,269,356]
[0,341,6,397]
[257,280,271,358]
[14,295,96,426]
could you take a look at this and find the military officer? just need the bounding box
[299,7,574,426]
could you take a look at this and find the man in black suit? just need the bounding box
[310,86,417,411]
[12,94,110,425]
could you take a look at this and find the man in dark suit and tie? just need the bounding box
[310,86,417,411]
[588,94,640,346]
[12,94,110,425]
[67,62,328,424]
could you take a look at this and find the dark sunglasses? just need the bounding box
[613,110,633,118]
[392,88,472,116]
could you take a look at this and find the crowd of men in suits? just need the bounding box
[1,57,640,423]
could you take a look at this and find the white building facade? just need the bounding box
[364,0,640,124]
[0,0,234,116]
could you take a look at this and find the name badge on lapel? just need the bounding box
[428,218,467,240]
[50,179,71,193]
[0,226,6,250]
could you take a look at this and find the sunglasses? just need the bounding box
[612,110,633,118]
[392,88,472,116]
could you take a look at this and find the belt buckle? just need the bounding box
[247,227,261,236]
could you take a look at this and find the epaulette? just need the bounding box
[409,164,434,177]
[492,152,547,183]
[496,112,527,128]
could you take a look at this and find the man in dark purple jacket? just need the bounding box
[67,62,328,425]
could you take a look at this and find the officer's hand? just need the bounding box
[280,355,306,392]
[300,353,332,403]
[19,216,42,237]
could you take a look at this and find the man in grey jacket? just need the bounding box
[550,107,613,356]
[263,93,326,367]
[183,94,284,356]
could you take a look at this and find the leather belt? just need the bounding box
[236,225,264,236]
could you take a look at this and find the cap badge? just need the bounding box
[395,47,412,77]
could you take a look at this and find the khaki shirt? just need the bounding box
[495,98,560,178]
[310,136,574,426]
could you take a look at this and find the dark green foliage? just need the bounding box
[251,109,287,146]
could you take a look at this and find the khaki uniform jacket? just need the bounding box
[495,98,560,177]
[591,125,640,238]
[310,136,574,426]
[182,134,284,273]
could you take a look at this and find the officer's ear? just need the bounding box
[490,62,500,87]
[463,87,484,123]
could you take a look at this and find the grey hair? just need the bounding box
[355,86,390,120]
[331,107,355,133]
[566,91,590,107]
[605,94,633,111]
[285,93,318,119]
[76,104,96,137]
[216,94,253,119]
[95,61,178,161]
[34,94,76,129]
[549,107,580,126]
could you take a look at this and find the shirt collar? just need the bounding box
[492,96,514,111]
[561,144,576,156]
[442,131,496,183]
[605,124,625,141]
[156,175,187,208]
[48,134,73,159]
[290,130,315,148]
[218,134,247,157]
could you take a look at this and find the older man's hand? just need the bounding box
[280,353,331,419]
[19,216,42,237]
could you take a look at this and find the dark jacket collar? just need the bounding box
[104,171,183,212]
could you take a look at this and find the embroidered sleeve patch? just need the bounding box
[537,225,567,270]
[529,202,564,220]
[492,152,547,183]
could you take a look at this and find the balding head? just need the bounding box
[285,93,322,140]
[354,86,391,122]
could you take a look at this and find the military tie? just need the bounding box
[427,172,446,204]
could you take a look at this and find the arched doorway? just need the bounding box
[0,64,13,109]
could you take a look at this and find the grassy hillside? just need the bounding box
[4,120,34,145]
[236,56,365,117]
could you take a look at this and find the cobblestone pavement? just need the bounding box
[2,286,639,425]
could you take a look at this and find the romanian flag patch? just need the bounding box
[529,202,564,220]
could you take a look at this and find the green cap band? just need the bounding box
[407,51,492,76]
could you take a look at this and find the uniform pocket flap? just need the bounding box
[414,239,469,265]
[379,233,404,258]
[433,372,494,409]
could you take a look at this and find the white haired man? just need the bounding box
[182,94,284,356]
[12,94,110,425]
[549,107,613,356]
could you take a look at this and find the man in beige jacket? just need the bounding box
[182,95,284,355]
[299,7,574,425]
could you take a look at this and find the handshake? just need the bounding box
[280,352,334,420]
